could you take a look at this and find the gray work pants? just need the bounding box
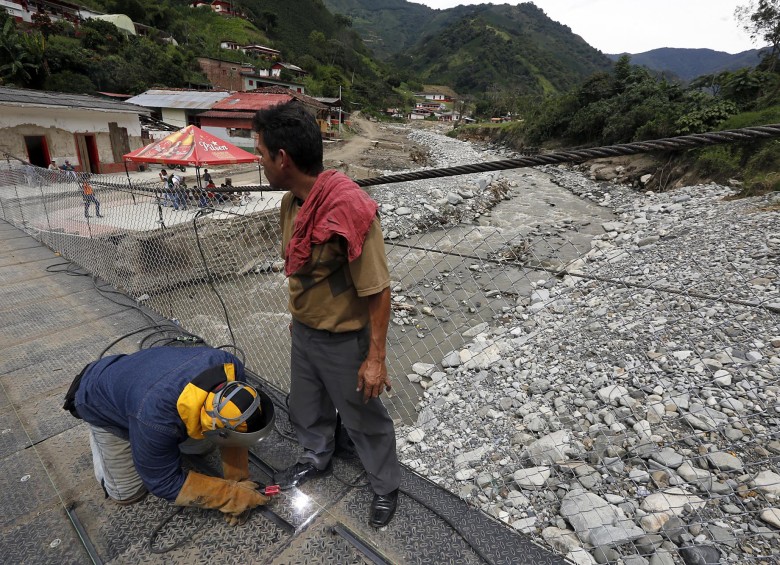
[88,425,214,501]
[289,320,401,495]
[88,425,146,502]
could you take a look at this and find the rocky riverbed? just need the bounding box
[384,128,780,564]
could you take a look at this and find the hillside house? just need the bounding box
[0,86,149,172]
[124,89,231,130]
[1,0,82,24]
[415,86,458,103]
[197,57,255,91]
[416,93,447,101]
[192,0,245,18]
[239,62,307,93]
[409,110,432,120]
[416,101,446,112]
[198,87,327,148]
[314,97,347,135]
[218,42,281,61]
[219,40,241,51]
[243,45,281,60]
[211,1,232,14]
[242,72,305,94]
[271,62,307,78]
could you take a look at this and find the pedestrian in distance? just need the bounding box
[159,169,175,208]
[81,173,103,218]
[252,100,401,528]
[203,168,213,185]
[171,173,187,210]
[60,159,77,180]
[48,159,58,170]
[63,346,275,525]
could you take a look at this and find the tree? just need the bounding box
[737,0,780,70]
[334,14,353,28]
[107,0,146,23]
[257,11,278,33]
[79,20,126,53]
[0,17,45,87]
[30,12,66,39]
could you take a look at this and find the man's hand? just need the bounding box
[357,356,392,403]
[358,287,392,403]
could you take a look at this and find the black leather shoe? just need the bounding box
[369,489,399,527]
[274,461,331,490]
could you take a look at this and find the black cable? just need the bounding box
[97,325,166,359]
[192,210,237,346]
[145,337,182,349]
[353,123,780,187]
[214,344,246,366]
[46,262,89,276]
[138,329,178,350]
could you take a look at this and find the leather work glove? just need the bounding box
[221,446,250,482]
[174,471,269,522]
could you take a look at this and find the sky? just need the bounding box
[408,0,758,54]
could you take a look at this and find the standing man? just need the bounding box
[63,346,274,525]
[171,172,187,211]
[252,101,400,528]
[81,174,103,218]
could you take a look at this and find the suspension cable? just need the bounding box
[354,124,780,187]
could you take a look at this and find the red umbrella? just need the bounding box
[123,125,259,166]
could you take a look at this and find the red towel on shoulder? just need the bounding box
[285,170,379,276]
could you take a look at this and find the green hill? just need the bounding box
[606,47,767,82]
[322,0,438,59]
[390,3,613,96]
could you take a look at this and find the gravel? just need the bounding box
[384,127,780,564]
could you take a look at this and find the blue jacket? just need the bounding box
[74,347,245,501]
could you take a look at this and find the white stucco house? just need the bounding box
[0,86,150,173]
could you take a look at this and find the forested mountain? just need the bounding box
[324,0,613,96]
[322,0,437,59]
[607,48,767,82]
[397,4,612,96]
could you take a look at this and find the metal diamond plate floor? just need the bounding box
[0,220,566,565]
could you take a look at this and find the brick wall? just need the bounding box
[197,58,250,91]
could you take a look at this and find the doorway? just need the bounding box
[24,136,51,167]
[75,133,100,173]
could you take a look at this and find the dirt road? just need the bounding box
[224,114,417,187]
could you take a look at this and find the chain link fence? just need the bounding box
[2,157,779,565]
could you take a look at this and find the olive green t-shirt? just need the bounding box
[280,191,390,332]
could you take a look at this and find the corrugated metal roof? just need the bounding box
[0,86,150,114]
[212,88,327,111]
[125,89,232,110]
[199,110,257,119]
[277,62,305,73]
[212,93,292,111]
